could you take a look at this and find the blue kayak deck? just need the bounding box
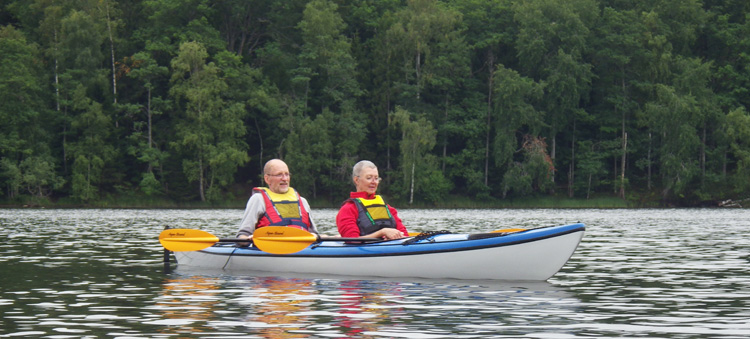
[199,223,585,258]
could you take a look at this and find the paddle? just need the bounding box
[159,226,380,254]
[159,228,229,252]
[252,226,386,254]
[407,228,526,236]
[160,227,529,254]
[491,228,527,233]
[252,227,527,251]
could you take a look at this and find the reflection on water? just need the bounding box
[153,276,224,336]
[1,208,749,338]
[149,272,573,338]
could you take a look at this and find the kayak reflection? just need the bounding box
[154,276,223,336]
[154,274,403,338]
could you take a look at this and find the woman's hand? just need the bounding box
[373,228,404,240]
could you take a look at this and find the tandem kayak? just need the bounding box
[166,223,585,281]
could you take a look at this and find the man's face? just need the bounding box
[264,162,290,194]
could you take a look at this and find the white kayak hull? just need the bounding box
[172,223,585,281]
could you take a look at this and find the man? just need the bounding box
[237,159,317,241]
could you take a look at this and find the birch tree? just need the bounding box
[169,42,249,202]
[393,107,444,204]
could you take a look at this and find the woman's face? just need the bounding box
[354,167,380,195]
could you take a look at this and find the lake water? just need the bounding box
[1,208,749,338]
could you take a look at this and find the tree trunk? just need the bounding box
[54,30,67,173]
[387,110,391,172]
[568,118,576,198]
[619,132,627,198]
[619,92,627,198]
[647,131,652,190]
[701,124,706,187]
[254,116,263,172]
[613,155,618,194]
[409,160,415,205]
[415,51,421,100]
[147,87,153,172]
[620,74,628,199]
[87,159,92,200]
[484,51,495,187]
[550,132,556,194]
[386,51,393,174]
[442,94,448,172]
[105,1,117,105]
[199,158,206,202]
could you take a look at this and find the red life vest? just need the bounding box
[254,187,312,231]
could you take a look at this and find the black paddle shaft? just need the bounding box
[215,236,382,243]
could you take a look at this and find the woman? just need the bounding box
[336,160,409,239]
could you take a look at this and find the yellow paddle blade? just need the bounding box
[159,228,219,252]
[252,226,318,255]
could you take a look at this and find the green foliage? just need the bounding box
[392,107,444,204]
[138,171,161,196]
[0,158,22,198]
[0,26,44,139]
[0,24,60,198]
[575,140,610,198]
[502,136,555,198]
[68,85,115,202]
[726,107,750,194]
[281,111,332,198]
[19,156,65,197]
[492,64,545,169]
[169,41,249,202]
[3,0,750,206]
[294,0,362,117]
[415,154,452,204]
[502,162,534,197]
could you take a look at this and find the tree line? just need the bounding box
[1,0,749,207]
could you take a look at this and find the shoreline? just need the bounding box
[0,196,734,209]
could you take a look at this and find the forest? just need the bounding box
[1,0,749,208]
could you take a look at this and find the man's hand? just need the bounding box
[237,234,252,247]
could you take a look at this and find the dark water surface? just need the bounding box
[1,208,748,338]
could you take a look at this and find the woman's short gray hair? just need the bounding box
[352,160,377,179]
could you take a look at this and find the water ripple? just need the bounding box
[1,208,750,338]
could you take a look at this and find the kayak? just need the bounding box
[169,223,585,281]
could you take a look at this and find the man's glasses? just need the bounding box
[267,173,290,179]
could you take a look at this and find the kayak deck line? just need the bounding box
[195,224,585,259]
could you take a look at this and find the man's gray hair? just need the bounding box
[352,160,377,179]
